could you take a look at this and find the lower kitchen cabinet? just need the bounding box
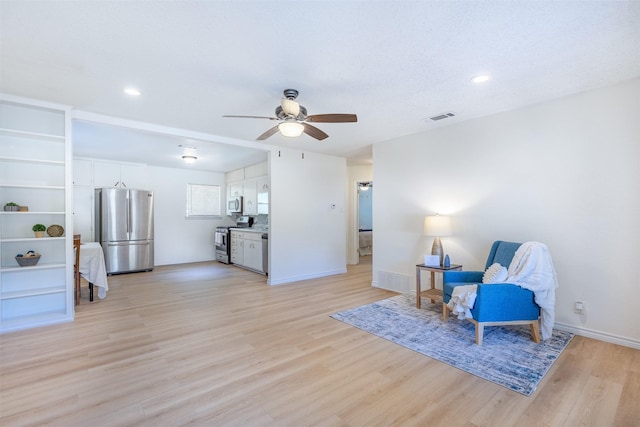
[230,230,266,274]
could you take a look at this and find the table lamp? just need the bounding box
[424,214,451,267]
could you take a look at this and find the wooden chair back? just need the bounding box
[73,234,81,305]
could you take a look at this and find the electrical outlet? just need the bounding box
[574,301,585,314]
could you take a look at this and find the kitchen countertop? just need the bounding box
[230,227,268,234]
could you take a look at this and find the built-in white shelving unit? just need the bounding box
[0,94,73,332]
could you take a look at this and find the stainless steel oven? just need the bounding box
[215,226,230,264]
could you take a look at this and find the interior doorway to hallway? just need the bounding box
[357,181,373,263]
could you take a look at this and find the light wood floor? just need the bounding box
[1,258,638,426]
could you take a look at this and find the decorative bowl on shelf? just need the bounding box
[46,224,64,237]
[15,254,41,267]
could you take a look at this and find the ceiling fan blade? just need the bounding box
[257,126,279,141]
[306,114,358,123]
[302,123,329,140]
[223,115,278,120]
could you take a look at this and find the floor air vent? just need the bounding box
[428,112,456,121]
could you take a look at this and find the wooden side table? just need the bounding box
[415,264,462,309]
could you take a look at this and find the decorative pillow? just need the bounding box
[483,263,508,284]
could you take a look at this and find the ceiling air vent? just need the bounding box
[428,112,456,121]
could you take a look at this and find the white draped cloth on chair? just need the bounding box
[506,242,559,340]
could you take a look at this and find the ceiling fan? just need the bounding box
[223,89,357,141]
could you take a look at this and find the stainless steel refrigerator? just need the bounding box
[95,188,154,274]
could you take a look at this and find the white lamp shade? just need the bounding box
[281,98,301,117]
[424,215,451,236]
[278,121,305,137]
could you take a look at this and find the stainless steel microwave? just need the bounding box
[228,196,242,213]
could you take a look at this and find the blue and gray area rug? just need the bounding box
[331,294,574,396]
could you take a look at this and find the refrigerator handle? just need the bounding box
[126,193,131,235]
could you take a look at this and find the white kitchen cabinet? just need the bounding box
[256,176,269,193]
[256,176,269,215]
[230,230,264,274]
[243,232,263,272]
[73,158,93,186]
[228,183,243,199]
[244,161,268,179]
[230,230,244,264]
[93,161,147,189]
[225,161,268,217]
[0,94,73,333]
[242,180,257,215]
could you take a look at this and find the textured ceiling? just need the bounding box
[2,1,639,171]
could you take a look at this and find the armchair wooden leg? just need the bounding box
[530,321,541,343]
[475,323,484,345]
[443,303,449,321]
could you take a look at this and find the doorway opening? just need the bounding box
[357,181,373,262]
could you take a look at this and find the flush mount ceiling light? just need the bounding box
[182,155,197,164]
[278,121,305,138]
[123,87,141,96]
[359,182,372,191]
[470,75,490,84]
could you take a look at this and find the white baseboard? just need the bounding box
[268,268,348,286]
[554,322,640,350]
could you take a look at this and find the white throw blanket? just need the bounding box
[506,241,559,341]
[447,285,478,320]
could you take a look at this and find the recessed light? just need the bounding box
[123,87,141,96]
[470,75,490,84]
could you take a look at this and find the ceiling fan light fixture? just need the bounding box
[281,98,300,117]
[278,121,304,137]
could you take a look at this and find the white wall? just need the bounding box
[269,147,347,284]
[147,166,233,265]
[373,78,640,348]
[347,165,373,265]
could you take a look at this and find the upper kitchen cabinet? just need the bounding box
[228,183,243,199]
[244,161,268,180]
[93,161,147,189]
[242,180,258,215]
[73,158,93,186]
[225,161,268,216]
[0,94,73,333]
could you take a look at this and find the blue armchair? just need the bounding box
[442,241,541,345]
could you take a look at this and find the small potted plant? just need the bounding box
[32,224,46,238]
[4,202,19,212]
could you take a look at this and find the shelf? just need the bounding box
[0,184,65,190]
[1,286,66,300]
[0,211,65,215]
[0,312,72,333]
[0,236,66,243]
[0,262,66,273]
[0,127,65,142]
[0,155,65,166]
[1,95,71,333]
[419,288,443,302]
